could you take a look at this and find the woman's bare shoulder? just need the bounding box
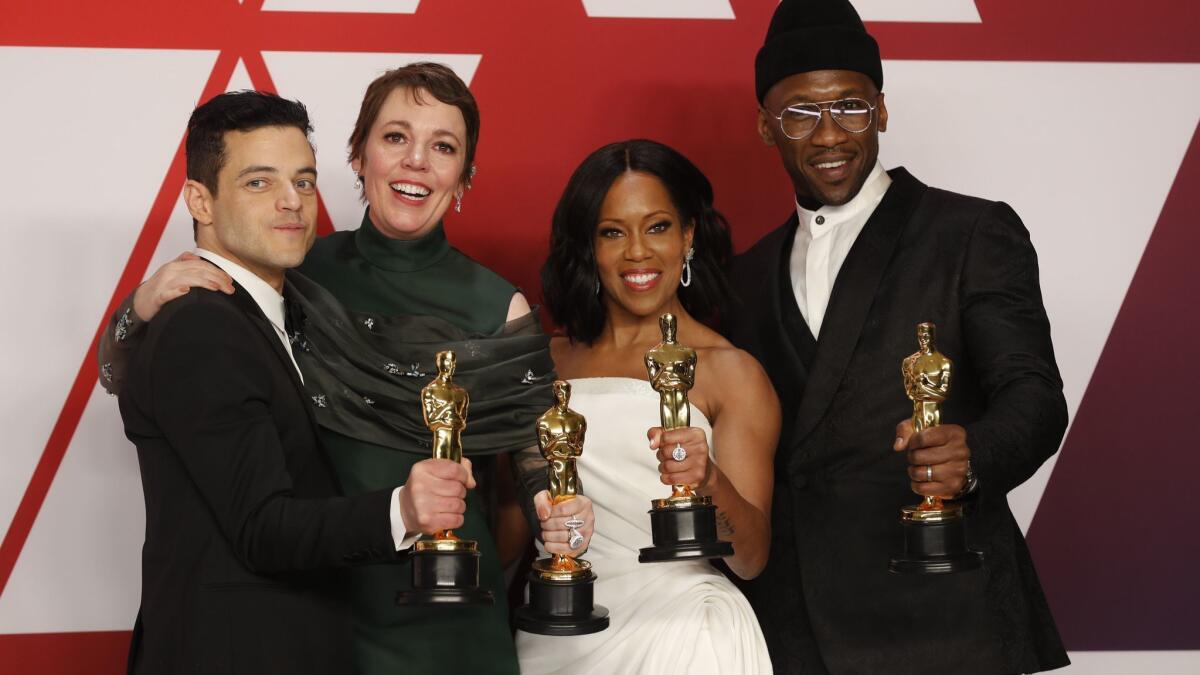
[698,344,778,420]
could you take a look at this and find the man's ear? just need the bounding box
[183,179,214,226]
[756,107,777,147]
[877,92,888,133]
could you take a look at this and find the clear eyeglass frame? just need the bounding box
[763,97,878,140]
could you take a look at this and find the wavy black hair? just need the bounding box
[541,139,732,344]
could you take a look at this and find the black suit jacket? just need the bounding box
[725,168,1069,674]
[119,283,397,675]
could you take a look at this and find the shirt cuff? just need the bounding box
[390,486,422,551]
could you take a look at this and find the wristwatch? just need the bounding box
[955,460,978,499]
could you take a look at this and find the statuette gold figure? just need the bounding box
[890,322,983,574]
[645,313,699,501]
[417,350,472,548]
[532,381,591,579]
[901,323,952,512]
[515,380,609,633]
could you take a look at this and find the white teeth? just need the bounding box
[622,272,660,285]
[390,183,431,198]
[815,160,847,169]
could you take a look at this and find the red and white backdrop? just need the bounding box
[1,1,1196,672]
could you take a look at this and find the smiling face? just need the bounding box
[186,125,317,290]
[352,86,467,240]
[758,69,887,207]
[594,171,695,322]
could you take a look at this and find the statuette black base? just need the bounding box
[395,548,494,606]
[889,510,983,575]
[638,501,733,563]
[515,570,609,636]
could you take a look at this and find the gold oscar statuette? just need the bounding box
[396,349,494,605]
[637,313,733,563]
[900,322,955,520]
[532,380,591,580]
[514,379,610,635]
[889,322,983,574]
[416,350,475,552]
[644,313,705,507]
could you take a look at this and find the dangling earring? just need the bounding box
[455,195,463,213]
[595,278,601,295]
[680,247,695,288]
[353,174,363,190]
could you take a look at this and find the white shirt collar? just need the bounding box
[195,248,287,335]
[794,160,892,236]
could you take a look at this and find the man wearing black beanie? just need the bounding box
[722,1,1070,673]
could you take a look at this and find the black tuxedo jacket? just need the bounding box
[119,283,397,675]
[725,168,1069,674]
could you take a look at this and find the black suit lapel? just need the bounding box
[789,169,927,456]
[754,214,811,395]
[227,281,320,433]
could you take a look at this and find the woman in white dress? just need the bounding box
[518,140,780,674]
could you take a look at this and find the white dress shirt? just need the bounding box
[195,249,417,552]
[195,248,303,382]
[789,161,892,337]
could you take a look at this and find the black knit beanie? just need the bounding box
[755,0,883,103]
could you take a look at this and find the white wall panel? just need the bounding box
[855,0,981,23]
[262,0,420,13]
[0,56,250,632]
[583,0,735,20]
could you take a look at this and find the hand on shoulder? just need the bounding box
[134,251,234,321]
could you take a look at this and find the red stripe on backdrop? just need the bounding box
[0,631,130,675]
[0,49,239,597]
[1025,121,1200,650]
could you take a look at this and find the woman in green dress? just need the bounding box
[99,63,594,675]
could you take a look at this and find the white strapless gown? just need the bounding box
[516,378,771,675]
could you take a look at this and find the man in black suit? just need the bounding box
[723,2,1070,673]
[118,91,473,674]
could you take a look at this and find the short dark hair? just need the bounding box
[347,62,480,187]
[541,140,733,344]
[186,90,313,196]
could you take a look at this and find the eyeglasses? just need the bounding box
[764,97,878,140]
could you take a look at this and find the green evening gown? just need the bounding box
[293,211,533,675]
